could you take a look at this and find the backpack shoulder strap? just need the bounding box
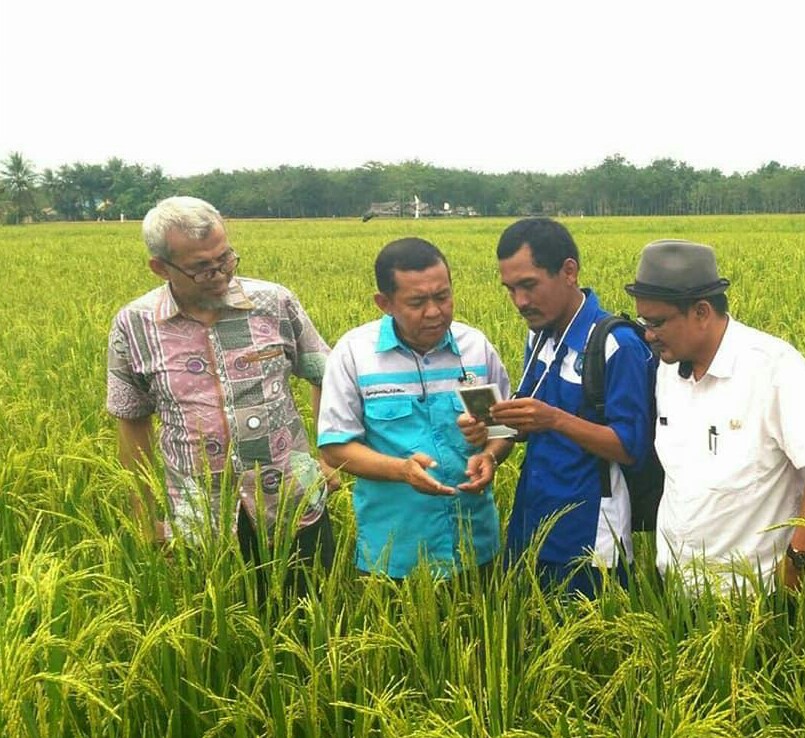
[581,313,643,500]
[581,313,635,420]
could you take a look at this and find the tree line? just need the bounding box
[2,152,805,224]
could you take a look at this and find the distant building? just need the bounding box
[362,198,478,220]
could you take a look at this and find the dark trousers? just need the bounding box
[236,505,335,605]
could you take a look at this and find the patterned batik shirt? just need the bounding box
[107,277,329,537]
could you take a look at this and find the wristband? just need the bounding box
[482,451,498,469]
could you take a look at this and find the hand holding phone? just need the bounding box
[456,384,517,439]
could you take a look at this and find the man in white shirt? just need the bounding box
[626,239,805,592]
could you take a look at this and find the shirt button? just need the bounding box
[423,357,430,365]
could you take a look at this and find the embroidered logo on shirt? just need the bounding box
[574,353,584,376]
[729,419,742,430]
[365,387,405,397]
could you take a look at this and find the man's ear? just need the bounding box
[149,258,170,281]
[561,257,579,285]
[695,300,712,321]
[374,292,391,314]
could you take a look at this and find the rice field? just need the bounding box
[2,215,805,737]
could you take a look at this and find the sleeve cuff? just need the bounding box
[317,431,361,447]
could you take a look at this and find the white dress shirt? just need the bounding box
[655,317,805,590]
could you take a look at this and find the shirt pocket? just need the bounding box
[449,395,479,455]
[654,418,689,484]
[364,398,419,457]
[706,414,757,493]
[232,343,291,403]
[656,413,758,497]
[554,371,584,417]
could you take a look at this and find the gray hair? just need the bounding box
[142,196,224,260]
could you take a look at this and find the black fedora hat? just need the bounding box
[625,239,730,299]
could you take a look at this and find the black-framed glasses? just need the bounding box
[162,251,240,283]
[635,314,673,332]
[635,311,685,333]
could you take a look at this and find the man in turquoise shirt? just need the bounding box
[317,237,512,578]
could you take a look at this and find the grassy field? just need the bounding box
[2,215,805,737]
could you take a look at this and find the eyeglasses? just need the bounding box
[635,314,675,332]
[162,251,240,283]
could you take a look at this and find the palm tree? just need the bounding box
[1,151,38,224]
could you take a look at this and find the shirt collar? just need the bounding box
[563,288,599,353]
[154,278,254,322]
[702,315,737,379]
[375,314,458,355]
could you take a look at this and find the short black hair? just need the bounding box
[497,217,580,275]
[674,294,729,316]
[374,237,451,294]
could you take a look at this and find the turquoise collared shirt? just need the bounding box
[318,315,510,578]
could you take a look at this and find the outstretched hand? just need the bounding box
[402,452,456,496]
[457,452,496,494]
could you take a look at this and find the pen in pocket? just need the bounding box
[708,425,718,455]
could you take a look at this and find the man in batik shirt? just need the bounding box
[107,196,337,591]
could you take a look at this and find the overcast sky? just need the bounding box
[2,0,803,177]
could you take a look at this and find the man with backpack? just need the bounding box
[626,239,805,592]
[460,218,656,596]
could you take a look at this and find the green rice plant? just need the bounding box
[2,215,805,736]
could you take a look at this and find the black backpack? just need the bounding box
[581,314,664,532]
